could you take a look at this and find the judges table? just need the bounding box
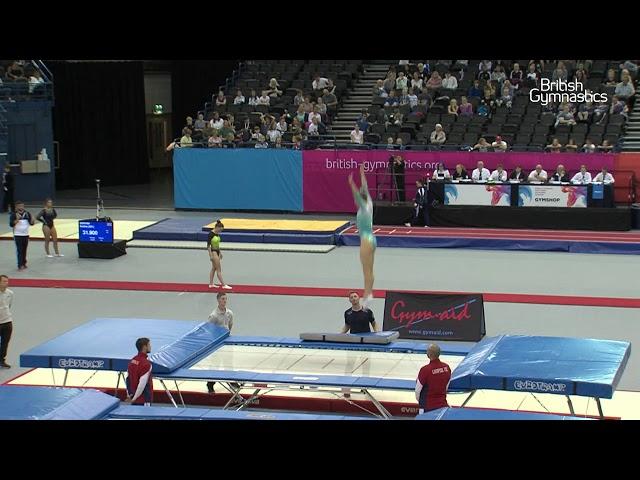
[373,182,627,231]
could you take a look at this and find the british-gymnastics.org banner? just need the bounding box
[518,185,588,208]
[444,183,512,206]
[302,150,613,212]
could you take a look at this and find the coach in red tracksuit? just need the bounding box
[415,343,451,413]
[125,337,153,405]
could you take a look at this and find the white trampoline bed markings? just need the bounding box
[189,344,462,380]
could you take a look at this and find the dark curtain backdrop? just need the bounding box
[171,60,239,138]
[49,61,149,190]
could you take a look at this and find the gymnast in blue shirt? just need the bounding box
[348,164,377,309]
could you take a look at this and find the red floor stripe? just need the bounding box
[10,278,640,309]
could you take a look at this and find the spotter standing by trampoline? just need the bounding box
[348,164,376,308]
[207,220,231,290]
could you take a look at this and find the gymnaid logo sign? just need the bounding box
[383,292,486,341]
[529,79,608,105]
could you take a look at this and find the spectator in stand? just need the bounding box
[396,72,408,91]
[468,79,483,99]
[307,117,320,136]
[373,79,388,98]
[308,105,322,125]
[276,117,289,134]
[490,164,507,182]
[322,88,338,120]
[552,65,568,82]
[479,60,492,72]
[509,165,526,182]
[383,71,396,92]
[28,70,45,94]
[411,72,423,91]
[615,75,635,102]
[582,138,596,153]
[496,85,513,109]
[389,109,403,127]
[599,140,614,152]
[619,60,638,75]
[555,105,576,127]
[610,95,629,118]
[529,60,545,73]
[251,125,262,141]
[477,99,490,117]
[574,65,588,83]
[417,62,429,76]
[208,130,222,147]
[546,138,563,152]
[194,113,206,134]
[267,121,281,144]
[593,167,615,183]
[424,72,443,93]
[592,101,609,124]
[384,89,399,107]
[293,90,305,106]
[302,96,313,113]
[458,96,473,117]
[472,161,490,181]
[528,164,548,183]
[571,165,592,184]
[215,91,227,108]
[491,65,507,87]
[312,74,330,94]
[399,88,410,106]
[577,100,594,123]
[254,134,269,148]
[316,97,328,118]
[447,98,459,116]
[180,128,193,147]
[266,78,282,98]
[492,136,508,151]
[385,137,395,149]
[565,138,578,152]
[350,124,364,144]
[233,90,245,105]
[290,118,303,136]
[452,164,469,180]
[477,64,491,83]
[219,120,235,142]
[294,105,307,125]
[184,115,195,132]
[430,124,446,145]
[525,63,540,88]
[395,138,405,150]
[257,91,271,106]
[6,61,25,81]
[603,69,618,86]
[407,88,419,109]
[248,89,259,106]
[442,71,458,90]
[550,164,569,182]
[509,63,524,88]
[356,111,370,133]
[473,137,490,152]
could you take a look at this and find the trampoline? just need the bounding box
[416,407,589,421]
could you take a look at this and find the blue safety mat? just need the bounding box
[201,222,351,235]
[20,318,229,373]
[339,234,640,255]
[416,407,589,420]
[0,386,119,420]
[449,335,631,398]
[108,406,372,420]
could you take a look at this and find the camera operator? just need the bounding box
[389,154,406,202]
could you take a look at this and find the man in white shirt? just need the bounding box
[257,92,271,106]
[312,75,330,92]
[491,136,508,152]
[430,124,446,145]
[350,124,364,144]
[571,165,592,184]
[528,164,548,182]
[206,292,235,393]
[209,113,224,130]
[472,161,490,181]
[593,167,615,184]
[489,164,507,182]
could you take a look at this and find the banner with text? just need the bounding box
[518,185,587,208]
[444,184,512,206]
[383,291,486,341]
[303,150,613,212]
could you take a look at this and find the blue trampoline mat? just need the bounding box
[417,407,589,420]
[450,335,631,398]
[0,386,119,420]
[20,318,229,373]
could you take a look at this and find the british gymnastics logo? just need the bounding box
[529,79,608,105]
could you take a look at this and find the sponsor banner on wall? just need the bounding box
[444,184,512,206]
[518,185,587,208]
[383,291,486,341]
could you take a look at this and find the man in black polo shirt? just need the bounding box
[341,291,378,334]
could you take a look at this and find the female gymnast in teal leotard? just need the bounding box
[348,164,376,308]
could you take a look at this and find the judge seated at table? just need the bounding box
[472,161,490,182]
[592,167,615,184]
[570,165,592,184]
[549,164,570,183]
[451,163,469,180]
[489,164,507,182]
[432,162,451,181]
[528,164,548,183]
[509,165,526,182]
